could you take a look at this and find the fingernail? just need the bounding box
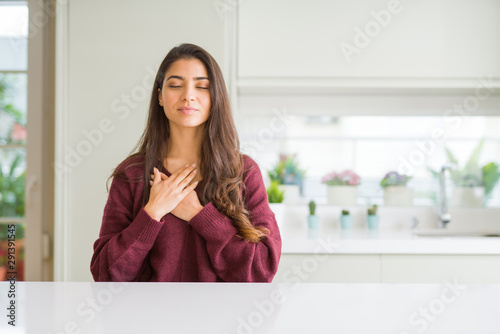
[185,164,190,167]
[191,163,196,167]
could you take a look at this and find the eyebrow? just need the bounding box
[166,75,209,81]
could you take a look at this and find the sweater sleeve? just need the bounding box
[188,157,282,282]
[90,174,163,282]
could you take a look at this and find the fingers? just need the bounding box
[173,164,197,183]
[149,164,197,188]
[181,179,199,195]
[151,167,161,186]
[150,171,168,182]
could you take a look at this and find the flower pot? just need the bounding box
[307,215,320,229]
[451,187,484,207]
[327,186,358,206]
[268,203,286,227]
[340,214,352,229]
[367,215,379,229]
[383,186,414,206]
[278,184,300,205]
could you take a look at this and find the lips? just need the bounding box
[178,107,197,115]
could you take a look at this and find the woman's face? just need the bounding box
[158,58,211,129]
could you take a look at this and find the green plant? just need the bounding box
[341,209,350,215]
[482,162,500,198]
[380,171,412,187]
[428,139,500,197]
[0,151,26,217]
[446,139,484,187]
[308,200,316,216]
[267,153,306,185]
[367,204,378,216]
[0,74,26,145]
[266,181,284,203]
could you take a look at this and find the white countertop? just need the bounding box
[1,282,498,334]
[280,225,500,255]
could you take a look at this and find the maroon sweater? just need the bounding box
[90,155,281,282]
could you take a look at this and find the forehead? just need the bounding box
[165,58,208,78]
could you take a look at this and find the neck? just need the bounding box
[166,124,204,164]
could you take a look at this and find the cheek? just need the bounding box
[164,91,179,104]
[202,94,211,110]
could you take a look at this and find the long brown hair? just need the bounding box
[110,43,269,243]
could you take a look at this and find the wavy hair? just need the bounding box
[109,43,269,243]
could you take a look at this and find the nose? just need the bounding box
[181,86,196,102]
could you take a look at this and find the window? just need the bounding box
[240,113,500,208]
[0,1,28,281]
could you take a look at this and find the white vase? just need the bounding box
[383,186,414,206]
[268,203,285,227]
[278,184,300,205]
[327,185,358,206]
[451,187,484,207]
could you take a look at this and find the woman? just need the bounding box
[90,43,281,282]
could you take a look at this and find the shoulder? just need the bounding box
[114,153,146,180]
[241,154,264,182]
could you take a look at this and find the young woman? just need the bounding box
[90,43,281,282]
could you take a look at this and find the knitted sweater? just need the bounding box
[90,155,282,282]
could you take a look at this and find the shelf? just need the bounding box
[237,77,500,95]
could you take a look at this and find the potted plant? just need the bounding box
[367,204,379,229]
[307,200,319,229]
[268,153,306,204]
[322,170,361,206]
[482,162,500,205]
[266,181,285,227]
[429,139,500,207]
[380,171,413,206]
[340,209,352,229]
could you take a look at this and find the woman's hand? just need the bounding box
[144,164,198,221]
[170,189,204,221]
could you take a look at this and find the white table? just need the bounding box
[1,282,499,333]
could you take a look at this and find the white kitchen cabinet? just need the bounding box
[273,254,381,283]
[238,0,500,81]
[380,255,500,284]
[275,254,500,283]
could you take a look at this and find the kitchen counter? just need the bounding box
[1,282,499,333]
[280,225,500,255]
[277,205,500,255]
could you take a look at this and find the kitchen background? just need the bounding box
[0,0,499,282]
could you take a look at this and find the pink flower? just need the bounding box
[322,169,361,186]
[10,123,26,142]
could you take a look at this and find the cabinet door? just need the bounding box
[238,0,500,79]
[381,255,500,283]
[273,254,381,283]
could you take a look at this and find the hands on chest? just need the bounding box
[144,163,204,222]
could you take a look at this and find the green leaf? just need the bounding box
[483,162,500,197]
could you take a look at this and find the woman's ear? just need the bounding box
[158,88,163,106]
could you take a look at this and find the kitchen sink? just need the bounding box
[412,229,500,238]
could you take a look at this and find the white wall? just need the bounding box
[56,0,226,281]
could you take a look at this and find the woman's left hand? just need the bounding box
[150,171,204,221]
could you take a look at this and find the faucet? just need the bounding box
[438,165,453,228]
